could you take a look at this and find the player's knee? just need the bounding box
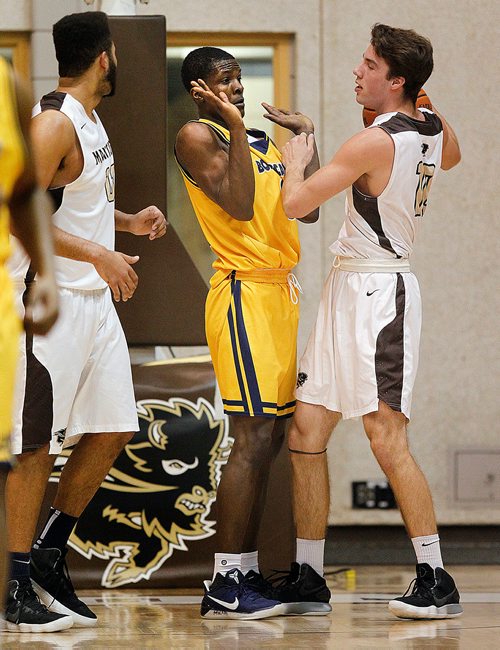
[288,422,324,453]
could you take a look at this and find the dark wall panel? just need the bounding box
[98,16,207,345]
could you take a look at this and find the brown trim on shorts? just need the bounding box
[374,274,405,411]
[20,269,54,451]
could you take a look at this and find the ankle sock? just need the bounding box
[213,553,242,581]
[33,507,78,552]
[241,550,259,575]
[411,534,444,570]
[10,552,31,580]
[296,538,325,576]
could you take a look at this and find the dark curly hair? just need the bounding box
[53,11,112,78]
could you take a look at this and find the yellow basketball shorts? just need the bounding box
[0,267,20,465]
[206,269,299,419]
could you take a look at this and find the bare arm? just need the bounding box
[8,73,58,335]
[175,81,254,221]
[115,207,168,240]
[433,108,461,170]
[262,103,320,223]
[282,128,389,219]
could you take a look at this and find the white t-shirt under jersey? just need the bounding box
[330,108,443,260]
[9,92,115,289]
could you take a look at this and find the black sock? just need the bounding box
[33,507,78,552]
[10,552,31,580]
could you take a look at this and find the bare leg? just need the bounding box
[6,432,132,555]
[363,400,437,536]
[242,418,286,550]
[52,431,133,516]
[288,401,341,539]
[6,445,55,552]
[216,416,279,553]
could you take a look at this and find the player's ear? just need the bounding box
[191,88,204,103]
[390,76,405,91]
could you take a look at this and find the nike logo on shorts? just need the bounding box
[366,289,380,296]
[208,595,240,610]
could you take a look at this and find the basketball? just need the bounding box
[362,88,432,127]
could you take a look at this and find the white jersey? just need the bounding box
[330,108,443,260]
[9,92,115,289]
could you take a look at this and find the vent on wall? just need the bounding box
[453,450,500,504]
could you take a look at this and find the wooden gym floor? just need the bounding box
[1,565,499,648]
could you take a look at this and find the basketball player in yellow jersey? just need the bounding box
[0,56,58,614]
[175,47,319,619]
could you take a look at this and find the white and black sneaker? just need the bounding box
[4,577,73,633]
[389,563,464,619]
[30,547,97,627]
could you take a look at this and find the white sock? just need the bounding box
[411,534,444,570]
[213,553,242,581]
[241,551,259,576]
[296,538,325,576]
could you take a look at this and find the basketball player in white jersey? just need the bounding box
[4,12,167,632]
[275,24,463,620]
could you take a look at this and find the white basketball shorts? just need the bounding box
[296,266,421,419]
[11,285,139,455]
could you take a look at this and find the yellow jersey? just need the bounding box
[176,119,300,287]
[0,56,25,266]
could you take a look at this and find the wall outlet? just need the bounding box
[351,480,397,509]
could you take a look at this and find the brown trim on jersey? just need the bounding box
[352,185,400,257]
[20,270,54,451]
[375,273,405,411]
[378,111,442,137]
[40,91,66,112]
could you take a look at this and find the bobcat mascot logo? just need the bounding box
[51,398,232,587]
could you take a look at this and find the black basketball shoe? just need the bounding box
[30,547,98,627]
[4,577,73,633]
[389,563,464,619]
[268,562,332,615]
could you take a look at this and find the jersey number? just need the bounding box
[414,161,435,217]
[105,163,115,203]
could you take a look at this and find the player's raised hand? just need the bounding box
[191,79,243,127]
[262,102,314,136]
[282,132,316,171]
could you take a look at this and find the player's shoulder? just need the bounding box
[176,120,226,154]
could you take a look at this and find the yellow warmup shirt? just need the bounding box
[176,119,300,285]
[0,56,24,451]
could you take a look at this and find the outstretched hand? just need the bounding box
[262,102,314,135]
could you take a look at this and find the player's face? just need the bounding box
[353,44,392,109]
[206,60,245,116]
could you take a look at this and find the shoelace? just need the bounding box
[403,576,434,600]
[51,554,76,598]
[266,568,295,588]
[14,579,48,615]
[287,273,303,305]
